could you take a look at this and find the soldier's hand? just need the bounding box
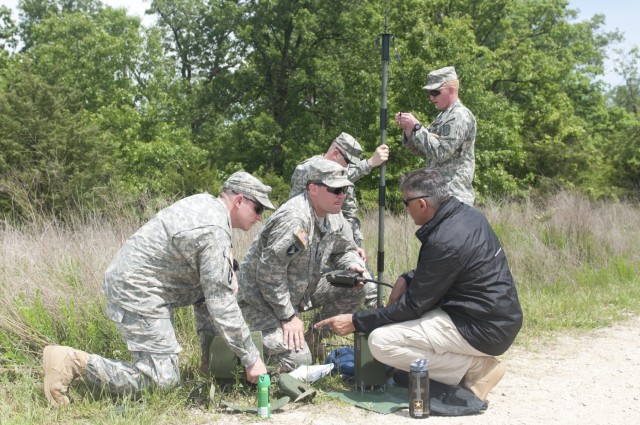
[245,357,267,384]
[230,271,238,295]
[347,264,366,289]
[282,316,305,352]
[356,247,368,263]
[387,276,408,306]
[395,112,419,139]
[395,112,418,128]
[368,144,390,167]
[314,314,355,336]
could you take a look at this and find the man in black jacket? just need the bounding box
[315,168,522,401]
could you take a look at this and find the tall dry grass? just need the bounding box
[0,191,639,423]
[2,191,639,356]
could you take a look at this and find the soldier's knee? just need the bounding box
[267,349,312,373]
[144,354,180,390]
[154,372,180,390]
[290,349,313,368]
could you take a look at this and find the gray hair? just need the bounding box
[399,168,450,207]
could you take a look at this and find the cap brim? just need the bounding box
[321,176,354,189]
[422,82,443,90]
[254,195,275,210]
[343,152,357,163]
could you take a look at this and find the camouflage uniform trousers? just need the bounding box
[260,276,365,371]
[83,304,181,397]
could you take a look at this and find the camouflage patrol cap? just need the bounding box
[223,171,275,210]
[333,132,363,163]
[422,66,458,90]
[306,158,354,189]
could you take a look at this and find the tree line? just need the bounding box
[1,0,639,220]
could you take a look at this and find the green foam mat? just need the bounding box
[325,380,488,416]
[325,384,408,414]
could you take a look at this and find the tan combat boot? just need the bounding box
[42,345,89,407]
[461,356,506,401]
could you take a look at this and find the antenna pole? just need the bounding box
[377,19,390,308]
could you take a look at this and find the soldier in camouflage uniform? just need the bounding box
[289,132,389,257]
[395,66,477,205]
[238,159,368,372]
[41,172,274,407]
[289,133,389,307]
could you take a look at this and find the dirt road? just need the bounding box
[198,316,640,424]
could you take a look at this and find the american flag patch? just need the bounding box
[295,228,310,248]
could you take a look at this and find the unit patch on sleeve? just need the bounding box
[286,243,300,256]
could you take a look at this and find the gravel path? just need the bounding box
[199,316,640,424]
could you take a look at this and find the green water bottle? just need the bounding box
[257,374,271,418]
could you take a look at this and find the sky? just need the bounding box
[568,0,639,85]
[1,0,639,85]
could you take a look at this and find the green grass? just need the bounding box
[1,191,639,423]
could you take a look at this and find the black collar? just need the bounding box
[415,196,460,243]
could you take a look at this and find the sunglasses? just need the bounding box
[429,89,441,97]
[326,186,348,195]
[313,182,348,195]
[242,196,265,215]
[402,195,428,206]
[336,148,353,165]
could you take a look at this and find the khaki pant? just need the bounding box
[368,308,487,385]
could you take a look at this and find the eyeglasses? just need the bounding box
[313,182,348,195]
[336,148,353,165]
[429,89,441,97]
[402,195,428,206]
[326,186,348,195]
[242,195,265,215]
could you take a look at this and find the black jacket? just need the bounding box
[353,197,523,356]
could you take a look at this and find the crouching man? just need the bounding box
[238,159,368,371]
[315,168,523,401]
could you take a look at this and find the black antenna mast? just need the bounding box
[377,17,391,307]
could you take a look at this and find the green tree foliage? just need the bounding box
[0,63,115,218]
[0,6,18,66]
[1,0,639,220]
[606,48,640,193]
[233,0,375,172]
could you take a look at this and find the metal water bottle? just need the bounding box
[409,358,430,418]
[257,373,271,418]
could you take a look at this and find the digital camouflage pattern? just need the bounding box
[288,155,372,246]
[422,66,458,90]
[333,132,363,163]
[89,193,260,393]
[404,99,477,205]
[237,192,366,370]
[223,171,275,209]
[85,306,180,394]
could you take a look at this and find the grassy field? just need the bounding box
[1,191,639,424]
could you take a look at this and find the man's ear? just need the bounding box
[307,183,319,195]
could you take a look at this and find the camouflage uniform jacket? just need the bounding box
[103,193,260,367]
[404,99,477,205]
[238,192,365,331]
[288,155,372,246]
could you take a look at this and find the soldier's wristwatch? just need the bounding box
[281,313,296,324]
[413,123,422,133]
